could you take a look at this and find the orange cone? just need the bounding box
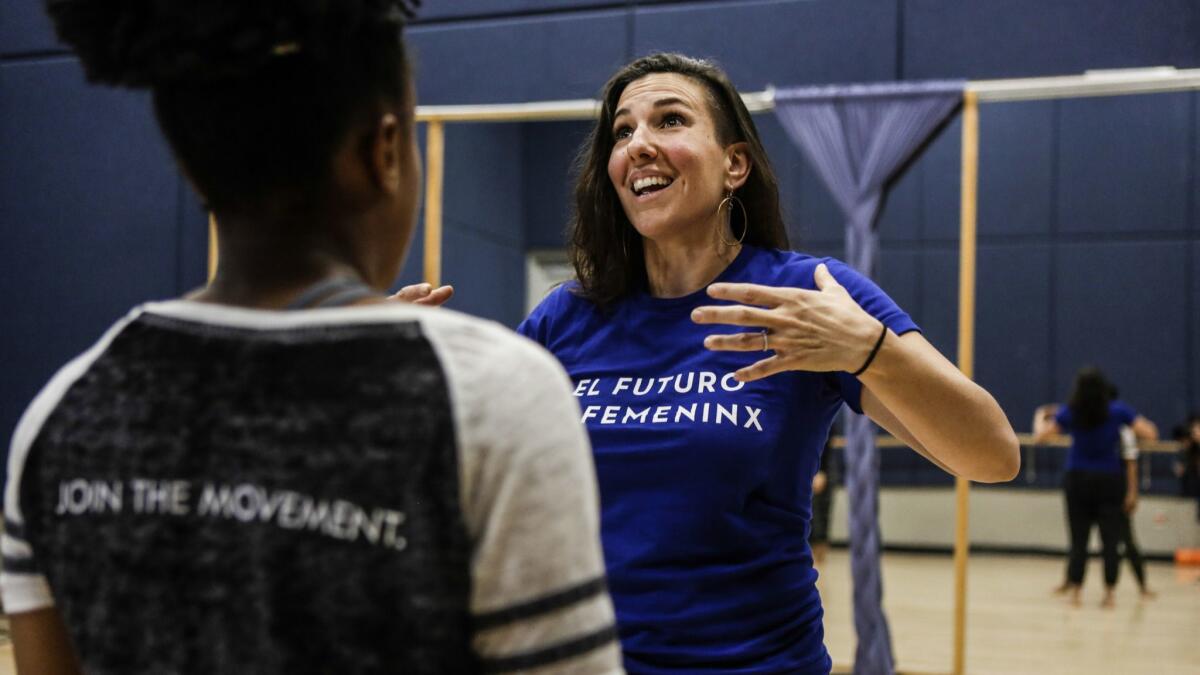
[1175,548,1200,565]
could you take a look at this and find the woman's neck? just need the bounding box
[642,233,741,298]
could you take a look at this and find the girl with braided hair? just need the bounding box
[1,2,622,673]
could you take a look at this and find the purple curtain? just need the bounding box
[774,80,964,675]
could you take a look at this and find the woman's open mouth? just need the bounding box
[632,175,674,199]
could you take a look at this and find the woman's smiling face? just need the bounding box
[607,73,735,245]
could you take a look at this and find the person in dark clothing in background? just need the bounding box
[1174,414,1200,520]
[1116,426,1154,598]
[1034,367,1158,608]
[810,437,836,568]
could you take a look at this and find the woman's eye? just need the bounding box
[662,114,685,127]
[613,126,632,140]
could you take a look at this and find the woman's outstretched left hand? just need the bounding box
[692,263,880,382]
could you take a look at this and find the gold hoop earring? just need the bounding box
[717,192,748,247]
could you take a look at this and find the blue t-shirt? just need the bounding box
[1054,401,1137,474]
[519,246,919,674]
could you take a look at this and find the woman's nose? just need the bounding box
[626,126,657,160]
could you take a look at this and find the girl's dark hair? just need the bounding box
[570,53,789,308]
[44,0,419,216]
[1067,366,1115,431]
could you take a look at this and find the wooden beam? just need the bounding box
[423,121,446,287]
[952,90,980,675]
[207,213,218,284]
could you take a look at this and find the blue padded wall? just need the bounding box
[876,150,922,245]
[633,0,898,88]
[904,0,1200,79]
[1054,242,1189,426]
[0,58,192,441]
[1194,93,1200,235]
[417,1,611,21]
[976,245,1054,427]
[0,0,61,56]
[522,121,592,250]
[408,9,629,105]
[1190,96,1197,424]
[918,115,962,242]
[443,228,527,325]
[977,102,1055,238]
[1191,242,1200,419]
[918,249,959,359]
[438,123,527,324]
[1057,94,1192,236]
[443,124,524,248]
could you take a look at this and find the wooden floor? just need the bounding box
[0,551,1195,674]
[818,550,1200,675]
[0,619,10,675]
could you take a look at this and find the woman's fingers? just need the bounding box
[703,331,771,352]
[733,355,790,383]
[389,283,455,306]
[414,285,454,306]
[697,273,878,376]
[705,282,796,307]
[691,304,784,329]
[389,283,431,302]
[812,263,842,291]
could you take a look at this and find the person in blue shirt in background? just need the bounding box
[520,52,1020,675]
[1034,367,1158,608]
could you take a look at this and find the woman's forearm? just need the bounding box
[859,331,1019,483]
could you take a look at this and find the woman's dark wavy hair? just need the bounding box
[570,53,789,308]
[1067,366,1116,431]
[44,0,420,216]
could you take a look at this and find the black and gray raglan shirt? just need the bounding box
[1,300,621,674]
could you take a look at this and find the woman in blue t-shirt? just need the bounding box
[1034,367,1158,608]
[520,52,1020,674]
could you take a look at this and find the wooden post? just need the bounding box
[423,120,446,287]
[207,213,219,284]
[953,90,980,675]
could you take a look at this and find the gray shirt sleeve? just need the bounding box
[1119,425,1139,461]
[425,314,623,674]
[1,309,141,614]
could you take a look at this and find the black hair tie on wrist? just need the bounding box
[852,322,888,377]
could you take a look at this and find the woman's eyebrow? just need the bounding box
[651,97,692,110]
[614,97,694,120]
